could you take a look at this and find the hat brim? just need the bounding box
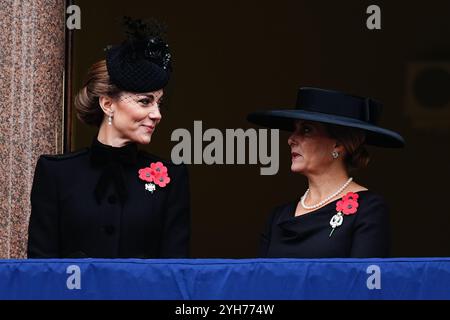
[247,110,405,148]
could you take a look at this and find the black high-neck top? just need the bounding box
[90,138,138,205]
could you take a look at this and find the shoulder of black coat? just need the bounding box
[39,148,89,161]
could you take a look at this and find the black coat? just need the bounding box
[27,139,190,258]
[259,191,390,258]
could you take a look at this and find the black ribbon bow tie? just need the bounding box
[90,138,138,205]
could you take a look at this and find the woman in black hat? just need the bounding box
[248,87,404,258]
[27,18,190,258]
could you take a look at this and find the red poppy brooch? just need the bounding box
[138,162,170,193]
[329,192,359,237]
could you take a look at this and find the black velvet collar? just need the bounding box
[90,138,138,205]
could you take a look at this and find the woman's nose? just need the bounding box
[149,106,162,121]
[288,134,296,146]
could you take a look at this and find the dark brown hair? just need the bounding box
[325,124,370,172]
[74,60,122,127]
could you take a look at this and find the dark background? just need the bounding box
[71,0,450,257]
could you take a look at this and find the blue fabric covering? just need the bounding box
[1,258,449,300]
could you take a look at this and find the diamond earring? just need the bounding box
[332,151,339,159]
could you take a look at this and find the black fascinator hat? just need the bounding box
[106,17,172,93]
[247,87,405,148]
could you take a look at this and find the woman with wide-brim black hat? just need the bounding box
[247,87,404,258]
[27,18,190,259]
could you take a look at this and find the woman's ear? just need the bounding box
[99,95,114,115]
[334,141,346,154]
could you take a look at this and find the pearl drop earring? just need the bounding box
[108,114,113,125]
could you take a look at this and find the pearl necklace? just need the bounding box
[301,177,353,210]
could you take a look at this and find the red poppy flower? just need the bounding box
[139,162,170,190]
[138,167,154,183]
[153,173,171,187]
[150,161,167,176]
[336,198,359,215]
[342,192,359,202]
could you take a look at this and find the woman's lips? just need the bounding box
[142,125,155,133]
[291,152,302,160]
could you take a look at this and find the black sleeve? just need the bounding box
[258,206,278,257]
[350,195,390,258]
[27,156,60,258]
[159,164,191,258]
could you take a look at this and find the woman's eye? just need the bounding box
[296,126,311,135]
[138,97,155,105]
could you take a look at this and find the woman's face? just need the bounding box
[110,89,163,145]
[288,120,339,175]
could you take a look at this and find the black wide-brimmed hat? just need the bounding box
[106,17,172,93]
[247,87,405,148]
